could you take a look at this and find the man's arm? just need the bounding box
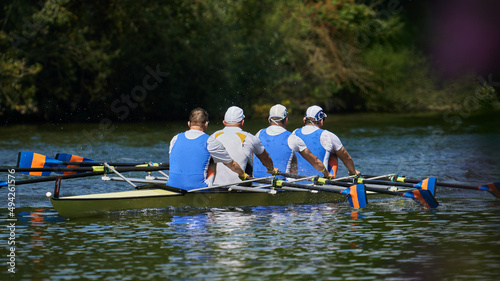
[222,160,246,178]
[298,148,334,178]
[168,134,179,155]
[249,134,276,174]
[255,150,276,174]
[335,146,359,175]
[207,137,249,179]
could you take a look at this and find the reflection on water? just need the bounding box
[1,200,500,280]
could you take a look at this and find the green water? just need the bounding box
[1,111,500,280]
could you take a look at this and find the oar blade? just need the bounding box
[341,184,368,209]
[403,189,439,209]
[0,181,7,187]
[413,177,437,196]
[479,182,500,198]
[55,153,97,174]
[55,153,96,164]
[17,152,56,176]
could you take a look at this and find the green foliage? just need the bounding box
[0,0,494,123]
[362,44,435,111]
[0,51,41,115]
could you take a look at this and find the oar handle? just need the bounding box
[276,172,354,188]
[355,178,415,188]
[256,178,348,195]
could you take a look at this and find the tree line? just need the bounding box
[1,0,497,124]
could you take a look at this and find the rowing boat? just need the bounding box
[10,151,442,217]
[8,152,498,218]
[49,185,349,218]
[49,174,412,218]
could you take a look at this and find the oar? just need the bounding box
[55,153,162,167]
[122,177,270,194]
[16,152,167,175]
[187,176,276,193]
[0,172,101,188]
[1,168,168,188]
[347,176,437,197]
[3,165,168,173]
[256,177,368,209]
[253,176,320,193]
[16,151,58,176]
[364,174,500,199]
[278,172,438,209]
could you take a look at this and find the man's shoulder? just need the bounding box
[210,128,224,135]
[209,129,225,139]
[265,126,289,136]
[185,129,208,139]
[297,125,319,135]
[321,129,337,137]
[320,130,341,145]
[241,130,258,138]
[255,128,264,137]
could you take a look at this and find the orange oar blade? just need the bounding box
[402,190,439,209]
[480,182,500,198]
[17,152,60,176]
[341,184,368,209]
[55,153,97,175]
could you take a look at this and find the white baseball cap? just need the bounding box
[224,106,245,123]
[305,105,327,121]
[269,104,288,120]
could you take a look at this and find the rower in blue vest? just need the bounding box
[167,108,248,191]
[293,105,360,178]
[254,104,333,179]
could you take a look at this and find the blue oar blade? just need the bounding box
[402,189,439,209]
[55,153,97,164]
[0,181,7,187]
[17,152,57,176]
[55,153,97,174]
[341,184,368,209]
[479,182,500,198]
[413,177,437,196]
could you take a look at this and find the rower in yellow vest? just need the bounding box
[211,106,277,185]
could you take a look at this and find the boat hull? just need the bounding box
[50,186,347,218]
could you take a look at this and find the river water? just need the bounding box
[1,112,500,280]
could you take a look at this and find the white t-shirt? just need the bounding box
[169,129,233,164]
[211,127,265,185]
[293,125,343,153]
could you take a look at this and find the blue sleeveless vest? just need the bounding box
[253,129,292,178]
[294,128,329,177]
[167,133,210,190]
